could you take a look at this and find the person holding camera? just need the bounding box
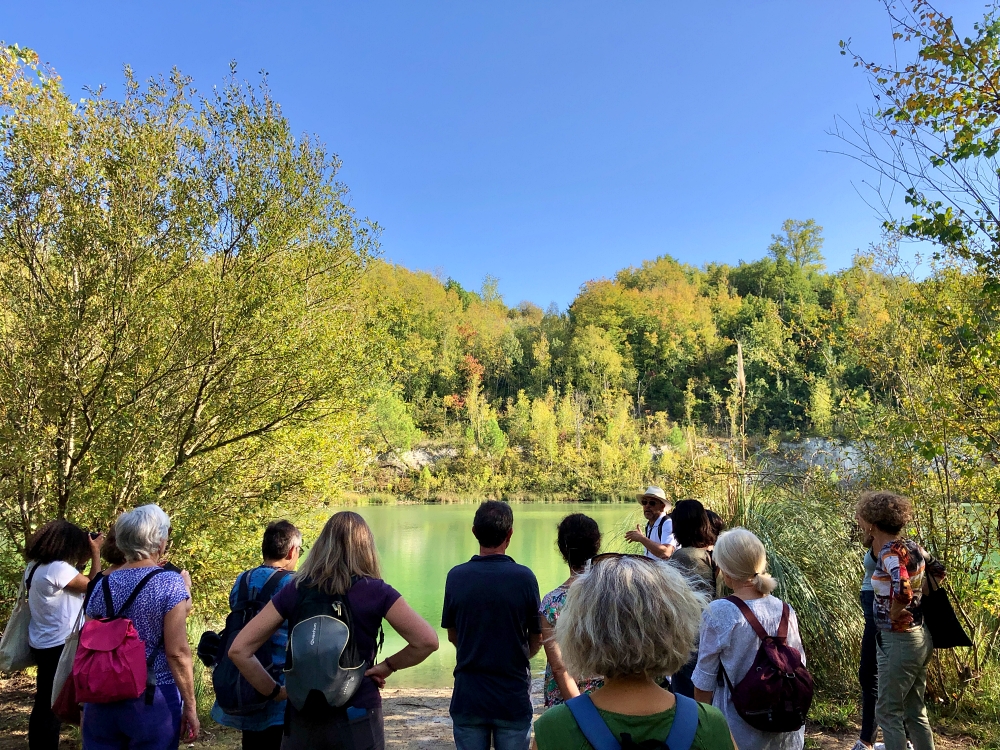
[23,520,104,750]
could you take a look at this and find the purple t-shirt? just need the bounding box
[271,576,401,710]
[85,567,190,686]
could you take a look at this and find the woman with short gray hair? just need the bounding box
[115,504,172,561]
[532,554,734,749]
[82,504,199,748]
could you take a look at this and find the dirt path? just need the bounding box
[0,674,978,749]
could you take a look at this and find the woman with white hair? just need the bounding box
[532,554,735,750]
[692,528,806,750]
[82,504,199,748]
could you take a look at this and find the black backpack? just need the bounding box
[283,582,382,715]
[210,568,291,716]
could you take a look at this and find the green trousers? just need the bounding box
[875,623,935,750]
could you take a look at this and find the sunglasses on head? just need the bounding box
[588,552,659,567]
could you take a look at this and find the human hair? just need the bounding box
[671,499,715,548]
[713,528,778,595]
[557,556,706,679]
[472,500,513,548]
[706,509,725,540]
[262,520,302,561]
[295,511,381,595]
[557,514,602,570]
[856,491,913,535]
[25,520,90,566]
[115,504,172,562]
[101,524,127,567]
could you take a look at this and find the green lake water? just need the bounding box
[333,502,640,688]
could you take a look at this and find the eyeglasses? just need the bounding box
[639,499,664,507]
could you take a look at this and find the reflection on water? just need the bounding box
[344,503,636,688]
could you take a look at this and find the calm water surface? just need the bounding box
[339,503,638,688]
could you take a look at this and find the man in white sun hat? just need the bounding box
[624,485,677,559]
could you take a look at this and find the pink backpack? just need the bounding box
[73,569,165,704]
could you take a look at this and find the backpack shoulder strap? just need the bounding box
[725,595,770,642]
[236,570,251,605]
[776,602,790,642]
[257,569,291,605]
[114,568,166,618]
[665,694,699,750]
[25,562,39,592]
[566,695,621,750]
[102,573,115,617]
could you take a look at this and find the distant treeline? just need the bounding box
[365,219,882,457]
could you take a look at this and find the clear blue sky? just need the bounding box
[0,2,965,308]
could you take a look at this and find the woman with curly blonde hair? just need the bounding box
[532,554,735,750]
[856,491,942,750]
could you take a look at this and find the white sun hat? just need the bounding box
[637,486,668,503]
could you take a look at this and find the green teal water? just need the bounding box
[339,503,640,688]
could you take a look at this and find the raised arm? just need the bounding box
[624,525,674,559]
[65,534,104,594]
[365,597,439,687]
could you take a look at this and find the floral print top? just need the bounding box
[540,584,604,707]
[872,539,943,632]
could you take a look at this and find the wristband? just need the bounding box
[384,658,397,674]
[267,682,281,700]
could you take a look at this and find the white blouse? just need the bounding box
[692,595,806,750]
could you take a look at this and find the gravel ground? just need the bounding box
[0,673,978,749]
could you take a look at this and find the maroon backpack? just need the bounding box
[721,595,814,733]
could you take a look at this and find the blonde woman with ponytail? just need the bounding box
[691,528,806,750]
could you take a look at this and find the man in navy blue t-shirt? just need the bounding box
[442,501,542,750]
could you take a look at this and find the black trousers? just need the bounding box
[283,705,384,750]
[859,590,878,745]
[29,644,64,750]
[243,725,285,750]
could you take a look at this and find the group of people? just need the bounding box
[12,485,945,750]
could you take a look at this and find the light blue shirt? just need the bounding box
[211,566,293,731]
[860,548,877,593]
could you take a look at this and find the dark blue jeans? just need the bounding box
[82,684,182,750]
[860,590,878,745]
[452,713,532,750]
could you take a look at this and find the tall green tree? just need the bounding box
[0,49,378,562]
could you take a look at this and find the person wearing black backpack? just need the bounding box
[209,520,301,750]
[692,528,810,750]
[228,511,439,750]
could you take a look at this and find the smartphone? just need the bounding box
[162,561,182,573]
[89,532,100,540]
